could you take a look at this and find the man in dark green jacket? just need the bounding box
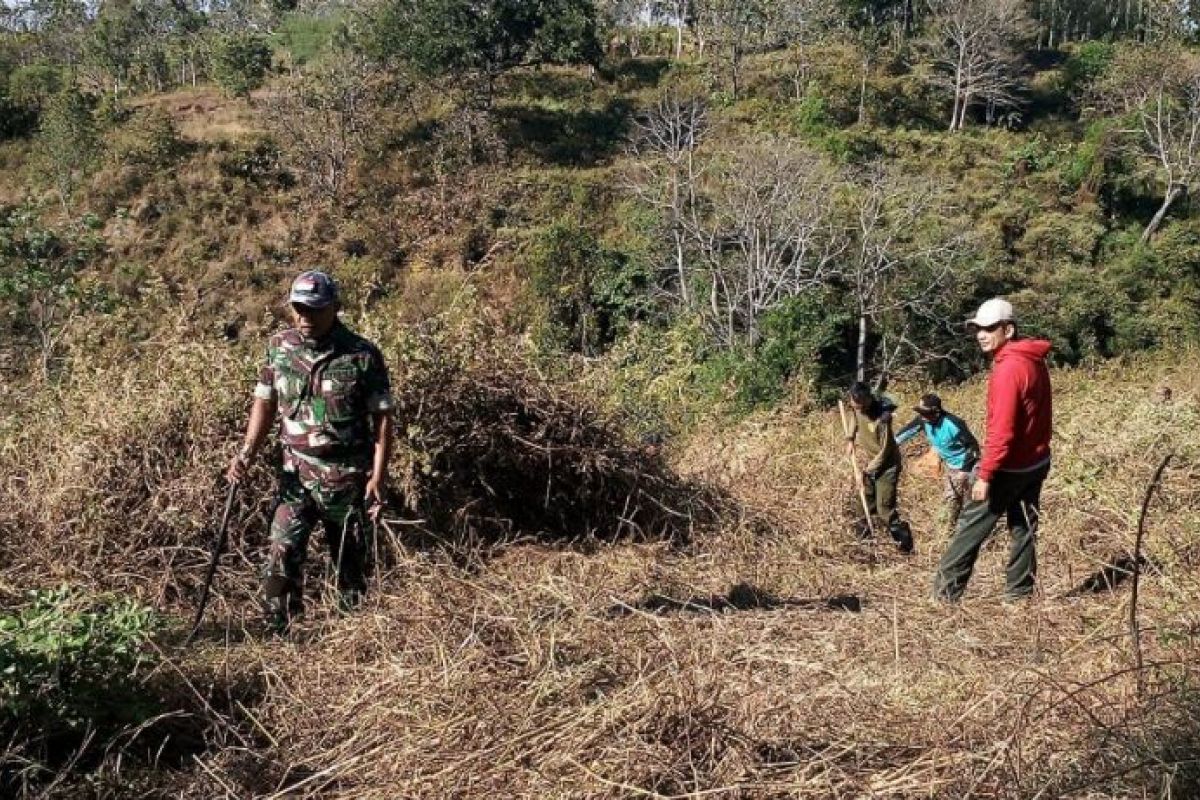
[845,381,914,554]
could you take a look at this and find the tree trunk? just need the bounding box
[1142,184,1184,243]
[856,312,868,382]
[673,228,690,308]
[956,91,972,130]
[731,46,741,99]
[858,52,869,125]
[950,50,964,131]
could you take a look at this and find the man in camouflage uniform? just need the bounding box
[227,270,394,632]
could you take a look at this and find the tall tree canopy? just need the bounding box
[371,0,602,103]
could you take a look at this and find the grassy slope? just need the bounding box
[178,353,1200,797]
[6,333,1200,797]
[4,57,1200,796]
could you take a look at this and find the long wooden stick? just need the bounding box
[838,400,876,537]
[185,481,238,645]
[1130,451,1173,697]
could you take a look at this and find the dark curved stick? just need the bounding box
[185,482,238,645]
[1130,452,1173,697]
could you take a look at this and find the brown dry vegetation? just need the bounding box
[5,54,1200,800]
[130,88,267,144]
[3,290,1200,796]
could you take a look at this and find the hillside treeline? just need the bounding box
[4,0,1200,414]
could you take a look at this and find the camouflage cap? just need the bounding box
[289,270,338,309]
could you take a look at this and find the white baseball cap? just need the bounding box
[965,297,1015,329]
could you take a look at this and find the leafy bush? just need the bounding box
[698,292,852,414]
[273,12,340,66]
[791,82,831,137]
[0,586,162,751]
[6,64,64,112]
[527,217,653,356]
[0,205,106,373]
[212,33,273,97]
[372,0,602,92]
[36,88,101,211]
[106,108,185,169]
[1062,40,1116,99]
[216,136,289,185]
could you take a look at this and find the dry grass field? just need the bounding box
[130,88,266,144]
[2,326,1200,798]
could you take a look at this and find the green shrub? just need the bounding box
[216,136,289,186]
[6,64,64,112]
[0,587,162,748]
[816,127,883,164]
[1061,117,1127,195]
[526,216,653,356]
[106,108,185,170]
[1004,134,1053,176]
[697,292,852,414]
[1062,41,1116,99]
[791,82,831,137]
[274,12,340,66]
[589,317,710,433]
[36,88,100,212]
[0,205,106,371]
[212,33,273,98]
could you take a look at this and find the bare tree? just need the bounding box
[838,167,975,381]
[262,46,386,205]
[624,87,709,309]
[779,0,841,101]
[1097,45,1200,244]
[663,0,691,58]
[923,0,1031,131]
[684,138,845,346]
[692,0,832,99]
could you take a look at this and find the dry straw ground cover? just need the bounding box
[2,323,1200,798]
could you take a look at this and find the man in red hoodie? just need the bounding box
[934,298,1052,602]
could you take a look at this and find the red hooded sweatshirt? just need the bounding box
[978,338,1052,482]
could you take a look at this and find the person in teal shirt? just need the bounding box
[895,394,980,536]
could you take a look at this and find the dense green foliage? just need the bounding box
[0,587,161,754]
[372,0,602,102]
[212,32,272,97]
[4,1,1200,414]
[527,216,654,355]
[0,205,105,373]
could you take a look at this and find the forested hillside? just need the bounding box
[3,1,1200,797]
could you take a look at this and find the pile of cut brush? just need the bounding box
[389,333,738,548]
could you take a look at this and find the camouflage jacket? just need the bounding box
[254,322,394,488]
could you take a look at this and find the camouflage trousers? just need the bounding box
[262,471,368,616]
[940,467,973,536]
